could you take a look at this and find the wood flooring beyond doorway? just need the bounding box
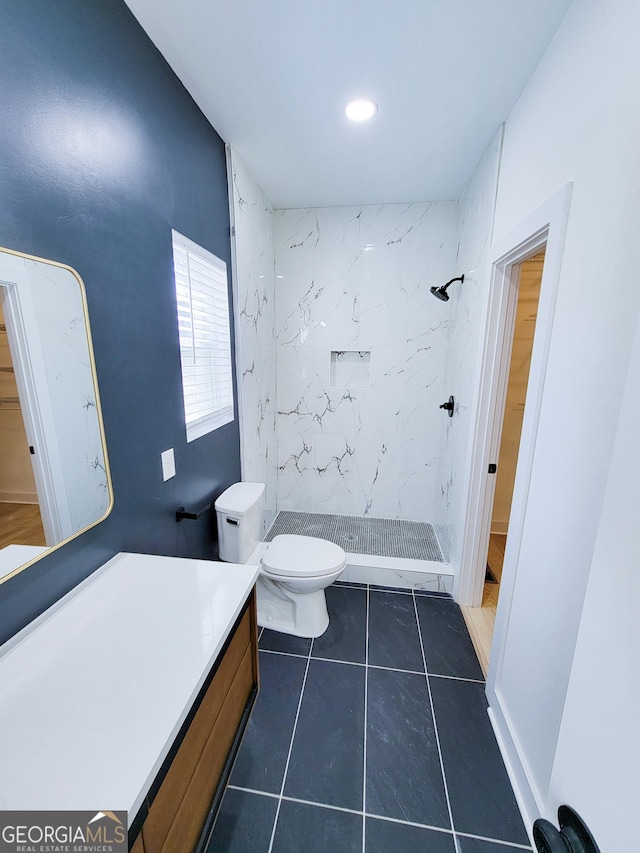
[0,502,46,549]
[461,533,506,677]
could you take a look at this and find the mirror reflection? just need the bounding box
[0,248,112,581]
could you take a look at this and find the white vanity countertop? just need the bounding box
[0,552,259,821]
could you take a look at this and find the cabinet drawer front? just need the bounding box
[158,644,254,853]
[142,609,251,853]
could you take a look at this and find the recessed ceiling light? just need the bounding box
[345,98,378,122]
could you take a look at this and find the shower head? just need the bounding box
[430,274,464,302]
[430,285,450,301]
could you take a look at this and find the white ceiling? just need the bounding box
[124,0,573,209]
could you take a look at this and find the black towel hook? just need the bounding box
[176,501,212,523]
[440,395,455,417]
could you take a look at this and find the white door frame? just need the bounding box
[0,275,70,545]
[456,185,572,609]
[454,184,572,821]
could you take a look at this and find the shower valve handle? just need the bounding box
[440,396,455,417]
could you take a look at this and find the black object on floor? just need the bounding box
[533,805,600,853]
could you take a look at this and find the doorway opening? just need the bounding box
[462,250,545,674]
[453,185,570,822]
[0,299,46,549]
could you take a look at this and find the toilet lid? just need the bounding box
[261,535,346,578]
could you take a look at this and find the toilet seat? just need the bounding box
[261,535,346,578]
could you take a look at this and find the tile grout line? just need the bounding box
[259,647,313,660]
[226,786,531,849]
[281,794,363,817]
[366,812,454,839]
[412,589,461,853]
[455,830,533,851]
[368,587,449,597]
[428,672,486,685]
[260,648,484,683]
[227,784,280,799]
[361,584,370,853]
[266,633,314,853]
[363,811,453,836]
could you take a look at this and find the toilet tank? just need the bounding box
[215,482,265,563]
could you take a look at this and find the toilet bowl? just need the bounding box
[258,534,346,637]
[214,483,346,638]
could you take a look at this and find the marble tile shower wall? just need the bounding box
[433,130,503,562]
[274,203,458,521]
[229,151,278,532]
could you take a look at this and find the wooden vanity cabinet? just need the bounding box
[131,836,145,853]
[130,589,258,853]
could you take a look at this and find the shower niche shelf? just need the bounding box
[330,350,371,388]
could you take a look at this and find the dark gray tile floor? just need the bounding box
[206,584,532,853]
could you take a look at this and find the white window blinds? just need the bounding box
[172,230,234,441]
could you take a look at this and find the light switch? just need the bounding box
[161,448,176,481]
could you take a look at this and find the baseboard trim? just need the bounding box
[487,699,543,848]
[0,492,38,504]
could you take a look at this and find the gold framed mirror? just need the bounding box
[0,247,113,584]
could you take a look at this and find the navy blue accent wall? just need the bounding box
[0,1,241,643]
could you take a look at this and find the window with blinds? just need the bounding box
[172,230,234,442]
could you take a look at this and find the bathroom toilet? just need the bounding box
[215,482,346,638]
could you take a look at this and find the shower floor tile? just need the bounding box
[265,511,445,562]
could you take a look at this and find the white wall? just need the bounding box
[546,304,640,852]
[228,149,278,532]
[435,129,502,561]
[275,202,457,520]
[485,0,640,831]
